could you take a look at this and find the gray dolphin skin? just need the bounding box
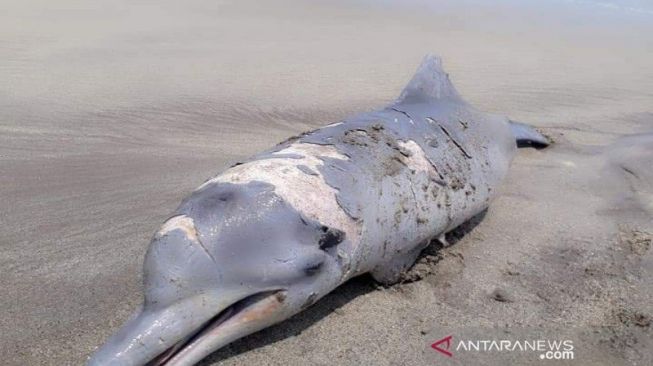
[87,55,548,366]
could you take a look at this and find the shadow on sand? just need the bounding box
[198,274,377,365]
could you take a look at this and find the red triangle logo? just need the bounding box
[431,335,453,357]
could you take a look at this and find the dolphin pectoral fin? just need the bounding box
[509,120,550,148]
[370,246,425,285]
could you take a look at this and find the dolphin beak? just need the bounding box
[161,290,288,366]
[87,290,288,366]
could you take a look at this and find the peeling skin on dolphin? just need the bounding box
[271,142,349,161]
[397,140,436,175]
[199,143,359,244]
[158,215,199,242]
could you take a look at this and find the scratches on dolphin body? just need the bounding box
[427,159,446,183]
[390,107,413,123]
[439,125,472,159]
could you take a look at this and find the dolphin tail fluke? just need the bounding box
[394,54,463,105]
[509,120,550,148]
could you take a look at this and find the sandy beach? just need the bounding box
[1,0,652,365]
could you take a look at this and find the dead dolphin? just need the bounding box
[88,55,548,366]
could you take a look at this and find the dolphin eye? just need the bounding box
[318,226,345,251]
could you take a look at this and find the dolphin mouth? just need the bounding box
[146,289,287,366]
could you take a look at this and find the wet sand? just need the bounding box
[1,1,652,365]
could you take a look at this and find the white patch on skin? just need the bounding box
[325,122,343,128]
[158,215,199,242]
[398,140,435,175]
[199,143,359,243]
[272,143,349,160]
[562,160,577,168]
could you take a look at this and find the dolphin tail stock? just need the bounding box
[508,120,550,149]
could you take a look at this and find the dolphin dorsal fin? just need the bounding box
[394,55,462,105]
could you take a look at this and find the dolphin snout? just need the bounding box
[87,290,288,366]
[87,297,217,366]
[162,290,288,366]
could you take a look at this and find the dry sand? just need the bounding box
[1,0,652,365]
